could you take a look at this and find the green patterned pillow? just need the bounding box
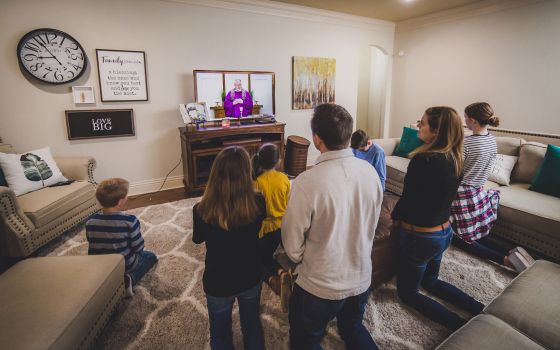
[393,127,424,158]
[529,144,560,198]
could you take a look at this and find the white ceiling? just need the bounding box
[270,0,485,21]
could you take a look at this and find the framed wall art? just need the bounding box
[292,56,336,110]
[96,49,148,102]
[65,109,135,140]
[72,86,95,104]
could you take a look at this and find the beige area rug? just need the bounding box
[43,198,516,350]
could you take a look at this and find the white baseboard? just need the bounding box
[128,175,184,196]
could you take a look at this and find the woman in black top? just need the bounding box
[193,146,266,350]
[392,106,484,331]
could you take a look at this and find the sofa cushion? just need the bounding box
[495,137,524,156]
[483,180,501,190]
[530,144,560,198]
[386,156,410,185]
[488,154,518,186]
[17,181,96,227]
[498,183,560,234]
[0,143,15,154]
[436,314,545,350]
[0,146,68,196]
[0,255,124,350]
[511,142,547,183]
[0,144,12,186]
[484,260,560,350]
[0,167,6,187]
[393,127,423,158]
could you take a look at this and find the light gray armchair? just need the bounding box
[0,142,100,257]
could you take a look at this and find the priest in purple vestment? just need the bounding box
[223,79,253,117]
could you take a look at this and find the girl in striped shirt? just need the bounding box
[450,102,534,272]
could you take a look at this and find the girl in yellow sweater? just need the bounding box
[252,143,291,309]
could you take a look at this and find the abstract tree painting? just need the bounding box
[292,56,336,110]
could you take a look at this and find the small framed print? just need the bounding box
[65,109,135,140]
[96,49,148,102]
[72,86,95,104]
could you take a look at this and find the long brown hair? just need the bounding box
[465,102,500,127]
[410,106,464,178]
[197,146,260,230]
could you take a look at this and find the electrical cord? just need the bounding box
[132,157,182,200]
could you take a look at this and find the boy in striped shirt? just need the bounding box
[86,178,157,297]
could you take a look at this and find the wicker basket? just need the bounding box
[284,135,311,177]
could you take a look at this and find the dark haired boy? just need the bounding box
[86,178,157,297]
[351,129,386,191]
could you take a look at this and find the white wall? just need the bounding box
[390,0,560,137]
[0,0,394,194]
[367,46,389,139]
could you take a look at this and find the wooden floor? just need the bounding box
[125,187,196,210]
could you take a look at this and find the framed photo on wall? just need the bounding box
[71,86,95,104]
[65,109,135,140]
[96,49,148,102]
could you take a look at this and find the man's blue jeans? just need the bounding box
[129,250,158,286]
[205,282,265,350]
[289,284,378,350]
[396,226,484,331]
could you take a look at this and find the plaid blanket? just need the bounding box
[451,185,500,242]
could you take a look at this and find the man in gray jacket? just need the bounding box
[282,103,383,349]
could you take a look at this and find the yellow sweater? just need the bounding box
[255,170,290,238]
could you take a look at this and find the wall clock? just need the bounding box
[17,28,87,84]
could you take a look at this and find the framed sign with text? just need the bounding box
[65,109,135,140]
[96,49,148,101]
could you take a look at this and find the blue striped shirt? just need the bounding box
[86,212,144,272]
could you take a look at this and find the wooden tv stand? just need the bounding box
[179,122,285,194]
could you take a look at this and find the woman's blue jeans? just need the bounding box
[205,282,265,350]
[396,225,484,331]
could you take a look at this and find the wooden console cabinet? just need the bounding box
[179,122,285,194]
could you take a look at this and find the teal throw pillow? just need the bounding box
[393,127,424,158]
[0,166,6,187]
[529,144,560,198]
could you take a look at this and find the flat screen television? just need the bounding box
[193,70,275,119]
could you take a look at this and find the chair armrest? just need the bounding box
[54,156,97,183]
[0,186,35,256]
[372,138,400,156]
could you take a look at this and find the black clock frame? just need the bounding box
[16,28,88,85]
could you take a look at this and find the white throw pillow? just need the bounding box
[488,154,518,186]
[0,147,67,196]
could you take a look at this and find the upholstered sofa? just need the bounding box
[0,141,100,257]
[437,259,560,350]
[374,127,560,262]
[0,254,124,349]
